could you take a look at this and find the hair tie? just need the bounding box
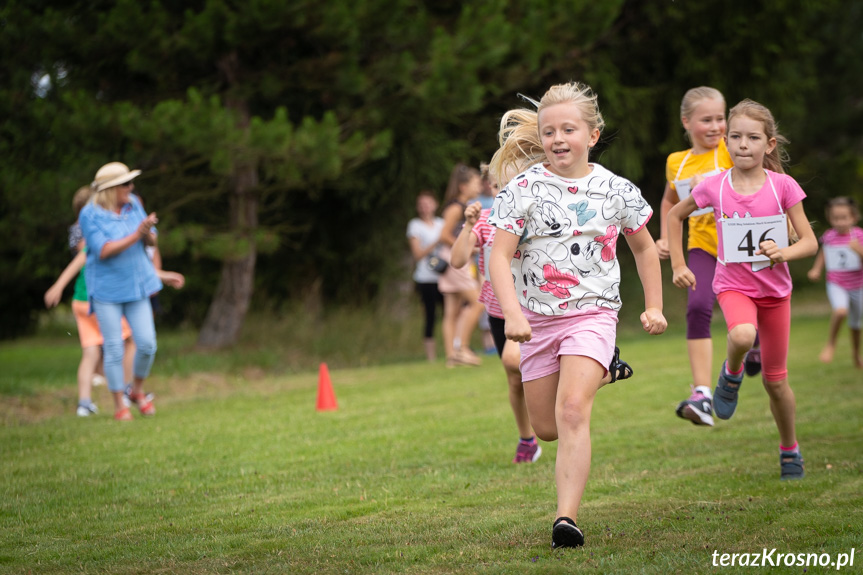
[517,93,540,108]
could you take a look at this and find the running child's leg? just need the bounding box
[685,249,717,389]
[757,296,796,447]
[554,355,605,523]
[77,346,101,413]
[821,282,849,363]
[715,291,758,420]
[848,287,863,368]
[756,295,802,478]
[502,340,532,440]
[676,249,717,424]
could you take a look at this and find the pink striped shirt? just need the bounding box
[472,209,504,319]
[821,227,863,289]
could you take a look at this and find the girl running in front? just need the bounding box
[487,82,667,548]
[451,199,635,465]
[668,99,818,480]
[807,197,863,367]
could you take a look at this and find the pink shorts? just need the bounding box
[72,299,132,349]
[717,291,790,382]
[519,306,618,382]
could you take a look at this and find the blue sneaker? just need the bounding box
[780,450,804,480]
[713,361,743,420]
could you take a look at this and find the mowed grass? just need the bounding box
[1,314,861,574]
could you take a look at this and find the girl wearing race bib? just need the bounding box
[807,197,863,367]
[656,87,742,427]
[487,82,667,548]
[668,99,817,480]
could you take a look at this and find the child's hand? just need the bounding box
[162,271,185,289]
[807,267,821,281]
[44,285,62,308]
[756,240,784,264]
[640,307,667,335]
[655,238,670,260]
[463,201,482,227]
[504,312,532,343]
[672,265,696,289]
[850,237,862,254]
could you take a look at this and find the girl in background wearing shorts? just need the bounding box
[807,197,863,367]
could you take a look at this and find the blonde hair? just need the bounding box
[489,82,604,185]
[681,86,725,120]
[91,185,121,211]
[727,99,789,174]
[680,86,725,142]
[72,186,92,218]
[442,163,480,205]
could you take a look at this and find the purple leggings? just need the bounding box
[686,248,717,340]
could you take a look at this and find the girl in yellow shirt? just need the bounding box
[657,87,744,426]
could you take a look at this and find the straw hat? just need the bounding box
[92,162,141,193]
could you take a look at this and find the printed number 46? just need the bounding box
[738,228,774,257]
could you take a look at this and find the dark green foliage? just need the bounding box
[1,0,861,338]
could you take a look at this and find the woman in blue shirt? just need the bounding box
[79,162,162,420]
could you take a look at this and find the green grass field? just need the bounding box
[1,310,861,574]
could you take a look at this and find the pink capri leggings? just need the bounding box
[717,291,791,382]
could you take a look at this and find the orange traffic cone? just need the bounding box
[316,362,338,411]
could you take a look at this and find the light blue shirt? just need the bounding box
[79,194,162,303]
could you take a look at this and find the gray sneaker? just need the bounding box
[713,361,743,420]
[675,386,714,426]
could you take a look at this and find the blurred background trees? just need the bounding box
[2,0,861,343]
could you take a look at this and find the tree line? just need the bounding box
[1,0,860,343]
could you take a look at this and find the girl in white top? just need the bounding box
[487,82,667,548]
[406,191,445,362]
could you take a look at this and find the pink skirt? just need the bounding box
[436,245,479,294]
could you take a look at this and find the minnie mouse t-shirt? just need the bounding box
[488,162,652,316]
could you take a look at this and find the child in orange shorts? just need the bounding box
[44,186,134,416]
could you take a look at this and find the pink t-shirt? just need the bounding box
[821,227,863,289]
[692,170,806,298]
[472,209,504,319]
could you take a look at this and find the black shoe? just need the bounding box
[552,517,585,548]
[608,346,633,383]
[744,348,762,377]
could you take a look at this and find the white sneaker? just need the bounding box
[76,402,99,417]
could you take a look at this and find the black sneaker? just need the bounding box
[552,517,584,548]
[744,348,762,377]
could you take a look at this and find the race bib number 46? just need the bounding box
[721,214,789,263]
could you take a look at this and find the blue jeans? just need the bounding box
[92,298,157,392]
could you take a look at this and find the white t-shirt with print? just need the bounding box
[488,163,652,315]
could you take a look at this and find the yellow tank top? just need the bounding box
[665,139,733,257]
